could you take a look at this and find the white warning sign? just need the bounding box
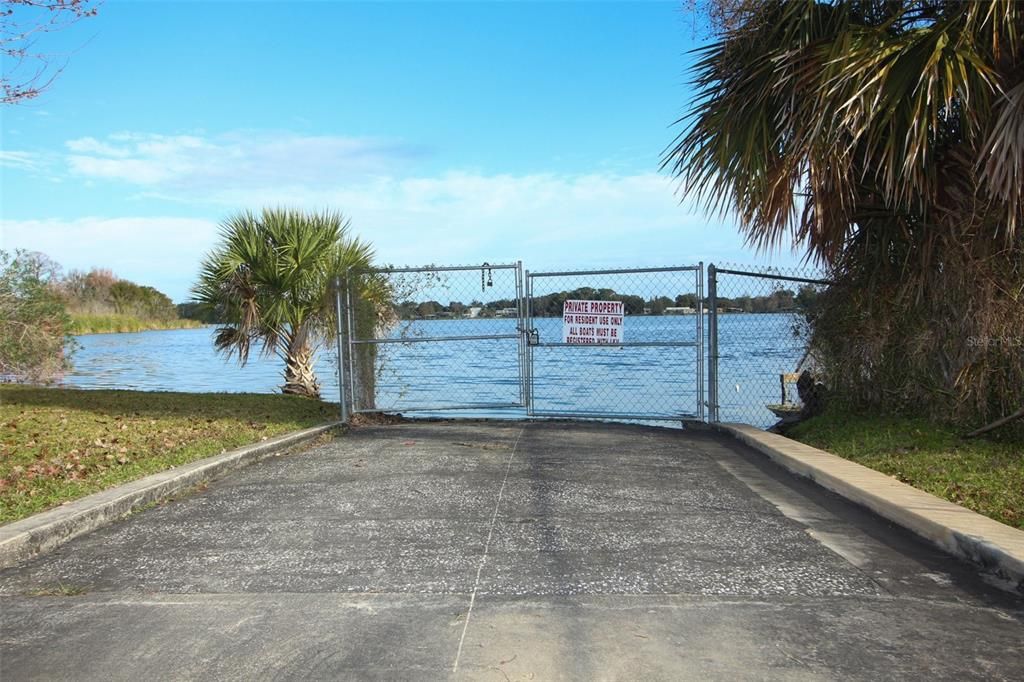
[561,300,625,344]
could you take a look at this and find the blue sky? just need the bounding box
[1,1,804,302]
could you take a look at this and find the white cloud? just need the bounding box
[65,131,426,190]
[5,125,807,303]
[0,216,220,302]
[2,171,803,303]
[66,137,135,157]
[56,129,757,266]
[209,171,789,271]
[0,151,44,171]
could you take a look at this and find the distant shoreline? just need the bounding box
[71,318,209,336]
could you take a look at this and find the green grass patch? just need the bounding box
[0,386,336,524]
[70,314,204,335]
[28,583,89,597]
[786,410,1024,529]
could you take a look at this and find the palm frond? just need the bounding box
[664,0,1022,263]
[190,207,385,368]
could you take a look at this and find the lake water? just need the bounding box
[62,313,808,428]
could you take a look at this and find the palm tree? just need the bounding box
[665,0,1021,263]
[665,1,1023,422]
[192,208,375,399]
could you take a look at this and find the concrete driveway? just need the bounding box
[1,421,1022,680]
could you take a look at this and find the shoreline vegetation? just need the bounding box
[71,314,206,335]
[0,386,335,524]
[787,410,1024,530]
[54,262,208,337]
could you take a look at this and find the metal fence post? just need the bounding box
[515,260,527,409]
[707,264,719,422]
[696,262,705,421]
[333,275,349,424]
[524,266,532,413]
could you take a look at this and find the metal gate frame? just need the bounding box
[705,263,832,424]
[524,264,704,422]
[335,262,707,423]
[341,262,528,416]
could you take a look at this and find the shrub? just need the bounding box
[0,250,75,383]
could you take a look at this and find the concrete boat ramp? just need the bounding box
[1,421,1022,680]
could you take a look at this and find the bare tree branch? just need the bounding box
[1,0,99,104]
[964,407,1024,439]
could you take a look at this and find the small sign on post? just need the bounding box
[561,300,625,344]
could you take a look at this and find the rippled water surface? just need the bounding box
[63,314,806,427]
[64,328,329,396]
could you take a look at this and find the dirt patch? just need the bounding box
[451,441,513,451]
[349,412,411,427]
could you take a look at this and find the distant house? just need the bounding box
[467,307,482,318]
[495,307,519,318]
[664,306,696,315]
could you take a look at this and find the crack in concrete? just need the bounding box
[452,424,524,673]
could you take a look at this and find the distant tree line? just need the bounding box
[393,286,819,319]
[395,287,649,319]
[715,286,820,314]
[59,268,178,320]
[176,301,222,324]
[394,299,486,320]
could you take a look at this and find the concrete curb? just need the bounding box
[714,422,1024,594]
[0,422,339,570]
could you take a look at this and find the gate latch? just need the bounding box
[518,326,540,345]
[481,262,493,292]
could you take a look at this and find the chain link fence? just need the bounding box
[707,264,831,428]
[338,260,830,430]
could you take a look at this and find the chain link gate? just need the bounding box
[338,262,706,423]
[706,264,832,427]
[342,263,527,416]
[524,264,704,422]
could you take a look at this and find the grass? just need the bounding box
[0,385,336,524]
[786,410,1024,529]
[70,314,204,335]
[28,583,88,597]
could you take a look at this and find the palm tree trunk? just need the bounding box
[282,336,321,398]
